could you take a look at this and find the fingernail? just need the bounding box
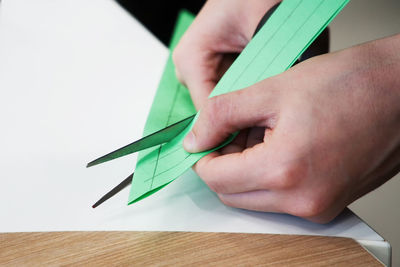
[183,131,197,152]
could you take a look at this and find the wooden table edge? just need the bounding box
[0,231,383,266]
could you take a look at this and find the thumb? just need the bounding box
[183,81,280,153]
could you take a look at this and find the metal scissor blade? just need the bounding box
[87,114,195,168]
[92,173,133,208]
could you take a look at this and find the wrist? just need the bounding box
[364,34,400,115]
[354,34,400,145]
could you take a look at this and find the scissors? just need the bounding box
[87,115,195,208]
[88,3,328,208]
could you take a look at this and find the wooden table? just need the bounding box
[0,232,382,266]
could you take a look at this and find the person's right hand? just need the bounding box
[182,34,400,223]
[173,0,281,109]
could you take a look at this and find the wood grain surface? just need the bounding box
[0,231,382,266]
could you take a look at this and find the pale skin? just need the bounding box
[173,0,400,223]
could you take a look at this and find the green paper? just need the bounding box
[129,0,349,204]
[129,10,196,203]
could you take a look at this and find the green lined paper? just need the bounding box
[129,11,196,202]
[129,0,349,204]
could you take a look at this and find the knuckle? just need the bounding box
[271,163,303,189]
[291,194,327,219]
[202,98,222,127]
[205,178,226,194]
[205,96,220,114]
[204,94,236,128]
[195,158,229,194]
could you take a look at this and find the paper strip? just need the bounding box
[129,11,196,202]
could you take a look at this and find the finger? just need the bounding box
[173,50,217,109]
[218,190,345,224]
[187,53,237,109]
[188,79,216,110]
[173,33,219,110]
[217,190,284,214]
[193,142,272,194]
[184,80,280,153]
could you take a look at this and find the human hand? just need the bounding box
[173,0,281,109]
[183,35,400,223]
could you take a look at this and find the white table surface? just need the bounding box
[0,0,386,246]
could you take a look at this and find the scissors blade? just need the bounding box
[92,173,133,208]
[87,114,195,168]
